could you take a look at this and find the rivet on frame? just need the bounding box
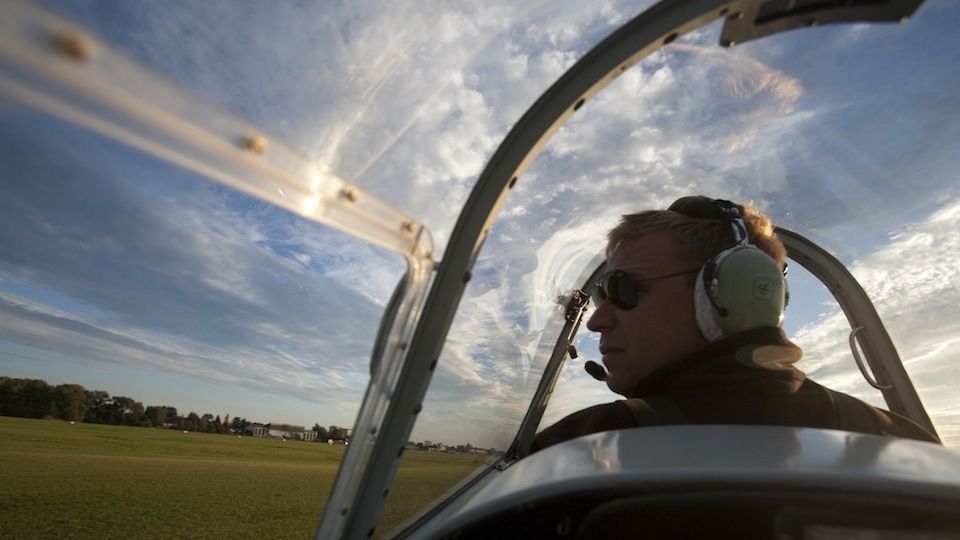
[244,135,268,155]
[52,32,94,62]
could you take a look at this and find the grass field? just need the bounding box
[0,416,487,539]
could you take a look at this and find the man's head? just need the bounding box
[586,196,787,397]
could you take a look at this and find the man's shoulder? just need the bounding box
[795,379,938,442]
[530,401,634,453]
[530,398,687,453]
[546,401,638,433]
[621,396,687,425]
[825,386,940,443]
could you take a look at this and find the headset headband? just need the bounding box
[668,196,748,245]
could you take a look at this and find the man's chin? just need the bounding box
[605,376,628,397]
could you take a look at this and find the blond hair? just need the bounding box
[607,200,786,268]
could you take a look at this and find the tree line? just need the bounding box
[0,376,254,434]
[0,376,492,450]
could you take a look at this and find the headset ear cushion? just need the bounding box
[694,246,787,342]
[694,268,724,342]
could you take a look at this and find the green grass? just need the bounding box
[0,416,485,539]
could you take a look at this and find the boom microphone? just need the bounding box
[584,360,608,381]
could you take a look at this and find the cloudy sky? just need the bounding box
[2,0,959,453]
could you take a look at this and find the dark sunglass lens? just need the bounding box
[593,270,637,309]
[609,271,636,309]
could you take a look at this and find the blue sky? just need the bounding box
[3,0,959,448]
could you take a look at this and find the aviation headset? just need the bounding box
[667,196,788,342]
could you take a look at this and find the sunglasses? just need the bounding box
[592,268,699,309]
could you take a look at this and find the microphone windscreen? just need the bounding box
[584,360,607,381]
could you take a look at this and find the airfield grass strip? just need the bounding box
[0,416,483,539]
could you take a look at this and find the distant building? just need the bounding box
[244,422,316,441]
[245,424,268,437]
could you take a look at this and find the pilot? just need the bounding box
[530,196,939,452]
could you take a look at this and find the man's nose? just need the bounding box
[586,300,613,332]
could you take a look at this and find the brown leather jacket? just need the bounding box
[531,327,939,453]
